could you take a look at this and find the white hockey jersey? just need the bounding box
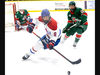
[34,16,61,42]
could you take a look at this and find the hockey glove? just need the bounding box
[26,17,33,25]
[16,20,21,29]
[74,19,81,27]
[26,17,33,22]
[26,23,35,33]
[47,40,55,50]
[62,28,67,33]
[62,27,70,33]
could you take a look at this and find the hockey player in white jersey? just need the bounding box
[22,9,61,60]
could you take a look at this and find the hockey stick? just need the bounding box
[63,24,77,32]
[32,32,81,65]
[63,19,81,31]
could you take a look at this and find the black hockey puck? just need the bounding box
[67,71,70,75]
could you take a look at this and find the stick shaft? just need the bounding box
[32,32,73,63]
[53,48,73,63]
[63,24,76,31]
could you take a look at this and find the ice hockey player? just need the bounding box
[22,9,61,60]
[61,1,88,47]
[15,9,33,31]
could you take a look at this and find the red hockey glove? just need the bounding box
[47,40,55,50]
[26,23,35,33]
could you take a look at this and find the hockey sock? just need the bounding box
[64,34,69,39]
[60,34,69,43]
[75,33,82,43]
[28,47,37,55]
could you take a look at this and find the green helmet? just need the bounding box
[69,1,76,6]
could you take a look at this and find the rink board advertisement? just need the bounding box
[5,1,85,11]
[55,1,69,10]
[87,1,95,9]
[54,1,84,10]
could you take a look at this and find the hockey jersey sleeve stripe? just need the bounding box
[83,21,88,25]
[82,12,88,16]
[58,29,61,37]
[68,20,73,23]
[27,13,30,16]
[15,18,19,20]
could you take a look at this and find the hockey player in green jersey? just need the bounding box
[15,9,33,31]
[61,1,88,47]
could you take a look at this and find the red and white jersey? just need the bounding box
[34,16,61,42]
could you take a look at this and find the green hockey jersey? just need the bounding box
[15,9,30,25]
[66,7,88,29]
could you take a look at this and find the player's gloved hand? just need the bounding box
[47,40,55,50]
[16,20,21,29]
[26,23,35,33]
[62,27,69,33]
[62,28,67,33]
[26,17,33,23]
[74,19,81,27]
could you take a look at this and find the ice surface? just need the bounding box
[5,11,95,75]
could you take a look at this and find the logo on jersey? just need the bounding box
[72,18,75,20]
[71,17,76,21]
[69,14,71,17]
[45,28,51,35]
[22,16,26,20]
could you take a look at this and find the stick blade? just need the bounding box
[71,59,81,65]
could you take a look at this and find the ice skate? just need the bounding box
[73,42,77,47]
[22,53,30,60]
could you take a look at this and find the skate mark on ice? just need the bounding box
[22,59,41,63]
[39,57,59,64]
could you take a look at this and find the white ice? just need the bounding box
[5,11,95,75]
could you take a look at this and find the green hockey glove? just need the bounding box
[62,27,67,33]
[75,19,81,27]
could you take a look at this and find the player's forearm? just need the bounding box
[80,16,87,24]
[80,11,88,24]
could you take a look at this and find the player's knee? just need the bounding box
[34,41,44,50]
[77,28,83,34]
